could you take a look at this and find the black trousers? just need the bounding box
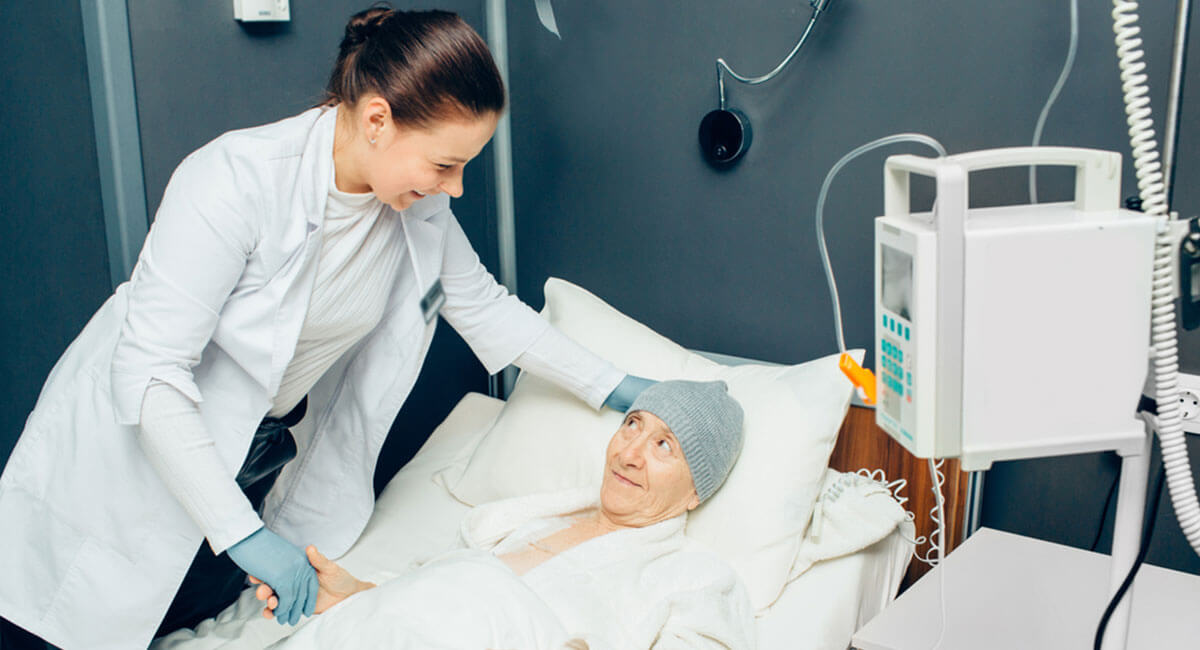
[0,619,54,650]
[153,398,306,640]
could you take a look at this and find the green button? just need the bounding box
[897,350,903,363]
[904,326,910,340]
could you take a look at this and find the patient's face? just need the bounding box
[599,411,700,528]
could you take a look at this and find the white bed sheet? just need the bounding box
[153,393,912,650]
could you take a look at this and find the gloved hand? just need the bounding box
[252,545,377,619]
[602,375,657,413]
[226,526,318,626]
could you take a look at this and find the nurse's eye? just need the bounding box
[434,163,452,171]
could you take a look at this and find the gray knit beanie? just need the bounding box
[627,380,744,503]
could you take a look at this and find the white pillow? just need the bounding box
[442,278,858,611]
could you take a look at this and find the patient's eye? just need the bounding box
[657,439,671,453]
[621,417,639,437]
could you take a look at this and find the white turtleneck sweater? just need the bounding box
[269,173,408,417]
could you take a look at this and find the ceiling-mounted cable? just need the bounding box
[715,0,833,109]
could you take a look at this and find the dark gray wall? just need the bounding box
[0,3,111,472]
[125,1,499,493]
[504,1,1200,573]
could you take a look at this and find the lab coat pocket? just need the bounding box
[46,534,171,649]
[0,485,86,617]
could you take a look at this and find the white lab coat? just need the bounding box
[0,107,620,650]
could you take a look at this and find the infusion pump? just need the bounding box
[873,147,1158,471]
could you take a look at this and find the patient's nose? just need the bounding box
[617,438,644,468]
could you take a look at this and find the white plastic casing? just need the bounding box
[875,216,942,457]
[234,0,290,22]
[875,147,1157,470]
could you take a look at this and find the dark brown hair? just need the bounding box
[326,5,506,126]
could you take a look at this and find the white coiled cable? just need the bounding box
[1111,0,1200,556]
[917,459,947,568]
[855,464,947,569]
[855,468,912,509]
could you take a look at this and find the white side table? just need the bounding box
[851,527,1200,649]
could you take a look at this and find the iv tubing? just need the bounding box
[815,134,947,353]
[1111,1,1200,556]
[1030,0,1079,203]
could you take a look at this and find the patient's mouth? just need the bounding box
[613,471,641,488]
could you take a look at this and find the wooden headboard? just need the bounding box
[827,405,969,590]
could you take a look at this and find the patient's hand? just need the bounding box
[252,546,376,620]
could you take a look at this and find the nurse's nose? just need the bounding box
[439,168,464,198]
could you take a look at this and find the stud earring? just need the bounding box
[369,137,377,145]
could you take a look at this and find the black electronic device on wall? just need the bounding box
[698,108,752,167]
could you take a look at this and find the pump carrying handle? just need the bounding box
[883,146,1122,219]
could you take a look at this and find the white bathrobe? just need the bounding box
[274,488,755,650]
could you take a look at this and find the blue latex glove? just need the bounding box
[603,375,657,413]
[226,526,318,626]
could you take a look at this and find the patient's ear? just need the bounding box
[687,491,700,511]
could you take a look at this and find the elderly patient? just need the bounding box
[256,380,753,650]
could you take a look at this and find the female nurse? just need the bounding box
[0,7,651,649]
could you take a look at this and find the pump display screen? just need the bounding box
[881,245,913,320]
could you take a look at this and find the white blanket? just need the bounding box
[270,550,568,649]
[272,488,755,650]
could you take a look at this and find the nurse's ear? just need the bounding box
[357,95,393,145]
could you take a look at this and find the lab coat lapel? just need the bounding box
[265,109,335,395]
[398,203,446,300]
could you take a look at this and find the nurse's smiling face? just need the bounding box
[334,95,498,211]
[599,411,701,528]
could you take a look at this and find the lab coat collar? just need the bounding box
[397,204,444,294]
[304,106,339,228]
[263,106,337,395]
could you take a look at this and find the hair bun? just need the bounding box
[343,6,392,48]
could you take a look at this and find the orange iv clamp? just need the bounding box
[839,353,876,406]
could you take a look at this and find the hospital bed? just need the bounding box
[154,279,917,650]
